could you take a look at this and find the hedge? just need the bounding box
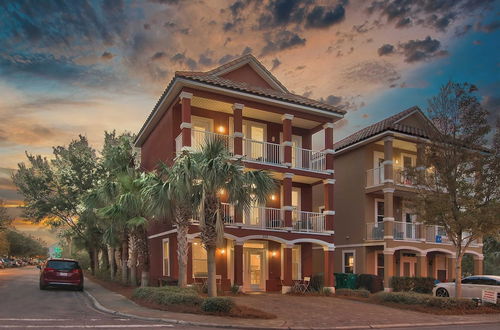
[201,297,234,313]
[356,274,384,293]
[390,276,435,294]
[372,292,476,309]
[336,288,370,298]
[133,286,203,306]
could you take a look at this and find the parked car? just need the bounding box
[1,258,13,267]
[433,275,500,300]
[38,258,84,291]
[0,259,4,269]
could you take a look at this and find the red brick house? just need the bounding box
[135,55,345,292]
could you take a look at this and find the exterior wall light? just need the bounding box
[270,194,277,201]
[217,126,226,134]
[271,251,277,257]
[219,249,226,254]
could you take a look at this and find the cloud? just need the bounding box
[151,51,167,61]
[271,58,281,70]
[342,60,401,86]
[305,5,345,28]
[101,51,115,60]
[170,52,198,70]
[377,44,394,56]
[475,21,500,33]
[319,95,343,106]
[261,30,306,55]
[398,36,447,62]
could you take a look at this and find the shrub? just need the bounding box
[372,292,476,309]
[356,274,384,293]
[336,288,370,298]
[230,284,240,295]
[133,286,203,306]
[321,287,334,296]
[201,297,234,313]
[390,277,435,294]
[309,273,324,292]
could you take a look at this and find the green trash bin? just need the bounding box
[335,273,358,289]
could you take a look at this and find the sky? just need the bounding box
[0,0,499,212]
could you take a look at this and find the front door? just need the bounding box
[244,247,265,291]
[373,151,385,184]
[192,116,213,150]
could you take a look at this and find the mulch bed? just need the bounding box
[85,273,275,319]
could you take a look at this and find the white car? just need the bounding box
[433,275,500,300]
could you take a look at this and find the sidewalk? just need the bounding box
[84,277,500,329]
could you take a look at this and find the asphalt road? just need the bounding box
[1,267,498,330]
[0,266,216,329]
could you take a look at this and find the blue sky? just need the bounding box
[0,0,499,206]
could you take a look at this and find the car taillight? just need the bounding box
[44,267,55,272]
[71,268,81,273]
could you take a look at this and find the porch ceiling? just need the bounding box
[190,96,322,129]
[242,168,320,184]
[375,139,417,152]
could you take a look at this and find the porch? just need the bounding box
[159,234,335,293]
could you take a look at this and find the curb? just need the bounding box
[83,286,500,329]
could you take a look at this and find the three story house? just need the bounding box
[135,55,345,292]
[332,107,484,290]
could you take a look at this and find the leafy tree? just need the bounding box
[410,82,500,297]
[12,135,103,273]
[483,236,500,275]
[0,199,12,231]
[6,230,48,257]
[190,138,276,297]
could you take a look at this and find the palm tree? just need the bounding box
[141,157,198,288]
[192,137,276,297]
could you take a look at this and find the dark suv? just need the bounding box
[39,258,83,291]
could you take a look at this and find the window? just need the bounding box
[376,200,384,222]
[192,240,208,277]
[162,238,170,276]
[292,246,301,280]
[46,260,79,271]
[376,253,384,277]
[343,251,355,273]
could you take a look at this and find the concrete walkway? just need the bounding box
[84,277,500,329]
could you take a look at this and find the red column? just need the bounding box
[324,248,335,289]
[323,179,335,231]
[180,91,193,148]
[234,243,243,286]
[301,243,312,277]
[282,114,294,167]
[324,122,334,173]
[233,103,243,157]
[283,246,293,289]
[187,242,193,284]
[283,173,294,229]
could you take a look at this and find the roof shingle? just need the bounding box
[333,106,430,151]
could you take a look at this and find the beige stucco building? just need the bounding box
[331,107,484,290]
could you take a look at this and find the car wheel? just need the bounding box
[436,288,449,297]
[39,282,46,290]
[75,285,83,291]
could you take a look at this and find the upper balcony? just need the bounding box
[176,128,329,174]
[366,165,416,188]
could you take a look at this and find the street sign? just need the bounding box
[435,235,442,243]
[482,290,498,304]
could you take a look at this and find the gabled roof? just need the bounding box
[174,54,345,115]
[334,106,433,151]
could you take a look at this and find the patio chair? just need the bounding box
[299,276,311,293]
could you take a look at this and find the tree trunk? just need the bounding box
[93,246,99,273]
[129,235,138,286]
[136,228,150,287]
[87,246,96,275]
[121,230,129,285]
[177,224,189,288]
[207,245,217,297]
[455,245,463,298]
[101,246,109,271]
[109,246,116,281]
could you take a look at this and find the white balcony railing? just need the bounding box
[425,225,451,244]
[393,221,420,241]
[366,222,384,240]
[292,147,327,172]
[292,210,326,232]
[244,206,284,229]
[243,138,282,166]
[366,166,384,186]
[175,128,328,173]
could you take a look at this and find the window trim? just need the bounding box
[374,198,384,223]
[342,249,356,274]
[162,238,170,277]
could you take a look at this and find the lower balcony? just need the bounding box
[192,203,327,234]
[365,222,479,246]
